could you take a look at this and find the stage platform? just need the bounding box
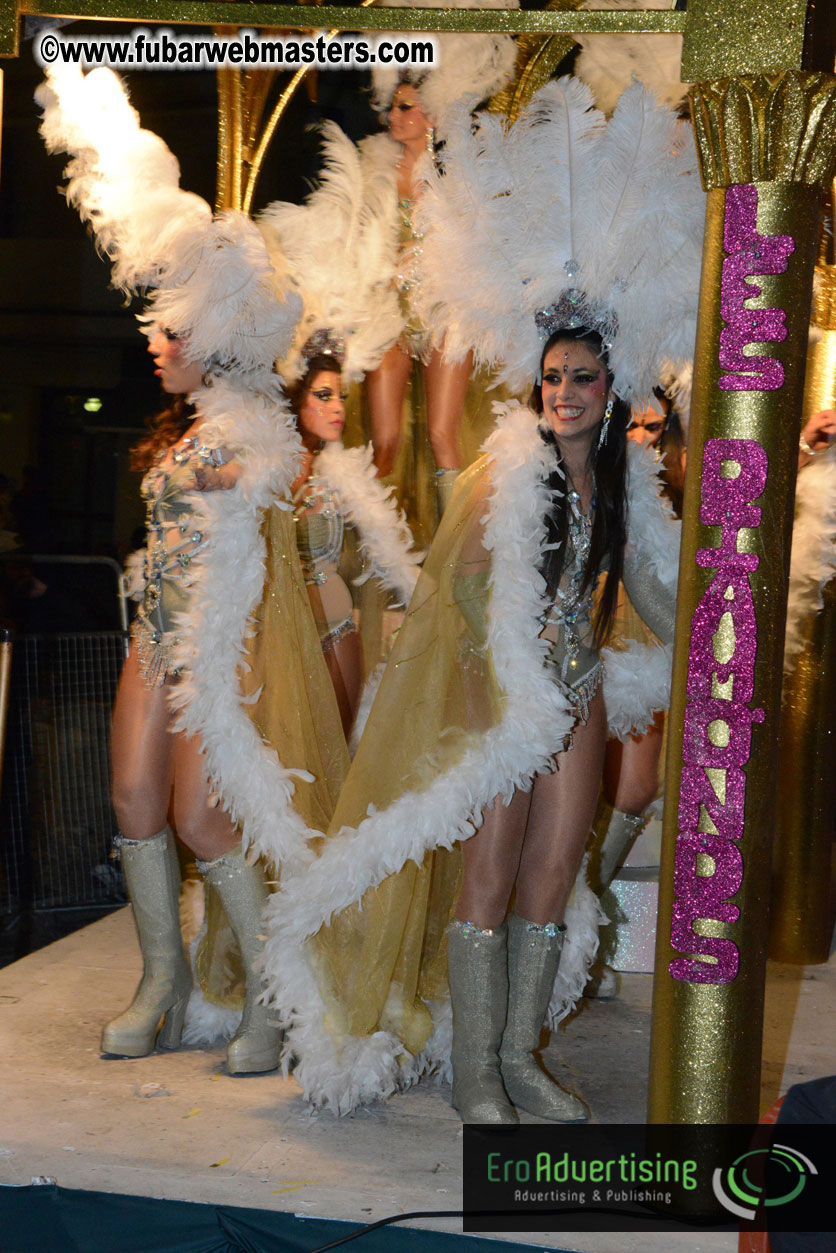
[0,907,832,1252]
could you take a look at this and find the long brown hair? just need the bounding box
[130,396,195,473]
[529,328,630,649]
[286,355,344,430]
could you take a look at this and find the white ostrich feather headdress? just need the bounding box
[414,77,705,406]
[575,0,689,115]
[258,122,401,383]
[370,0,519,135]
[36,66,301,375]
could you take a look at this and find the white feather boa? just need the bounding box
[784,447,836,674]
[602,441,681,739]
[316,441,422,606]
[262,405,674,1113]
[164,371,318,874]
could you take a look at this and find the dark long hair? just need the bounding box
[130,395,195,473]
[529,328,630,648]
[286,354,344,431]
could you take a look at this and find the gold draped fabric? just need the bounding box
[306,457,511,1060]
[195,506,350,1008]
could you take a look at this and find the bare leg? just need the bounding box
[110,646,174,839]
[366,344,413,477]
[424,347,472,470]
[602,711,664,815]
[170,729,239,860]
[456,785,533,928]
[105,649,191,1056]
[323,628,364,739]
[515,689,608,924]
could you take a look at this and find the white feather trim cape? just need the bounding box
[262,405,678,1114]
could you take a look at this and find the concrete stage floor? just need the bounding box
[0,907,832,1253]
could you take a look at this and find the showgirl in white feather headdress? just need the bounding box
[35,64,411,1073]
[354,0,520,527]
[261,79,702,1121]
[414,76,704,404]
[369,0,519,136]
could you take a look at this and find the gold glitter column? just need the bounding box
[648,71,836,1125]
[771,243,836,964]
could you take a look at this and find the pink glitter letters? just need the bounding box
[670,439,766,984]
[718,185,794,391]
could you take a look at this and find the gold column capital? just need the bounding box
[690,71,836,190]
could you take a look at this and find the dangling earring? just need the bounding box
[597,397,614,451]
[426,125,435,156]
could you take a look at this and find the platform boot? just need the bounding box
[197,845,281,1075]
[585,808,646,997]
[446,921,517,1124]
[500,914,587,1121]
[101,826,192,1058]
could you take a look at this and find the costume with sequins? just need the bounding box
[261,403,680,1114]
[293,476,356,649]
[133,436,238,687]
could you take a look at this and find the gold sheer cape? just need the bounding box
[263,412,681,1112]
[195,505,350,1010]
[264,405,602,1113]
[309,455,497,1053]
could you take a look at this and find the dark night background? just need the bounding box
[0,16,382,609]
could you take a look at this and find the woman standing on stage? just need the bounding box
[262,78,705,1121]
[358,0,519,516]
[37,65,341,1077]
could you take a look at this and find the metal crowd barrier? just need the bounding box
[0,556,130,963]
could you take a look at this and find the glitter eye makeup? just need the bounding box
[394,102,417,113]
[542,369,601,386]
[312,388,348,403]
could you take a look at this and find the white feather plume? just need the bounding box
[258,122,401,381]
[37,66,300,374]
[261,404,676,1113]
[575,0,689,115]
[316,441,423,605]
[370,0,519,134]
[414,77,704,407]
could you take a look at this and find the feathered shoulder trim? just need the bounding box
[316,442,422,606]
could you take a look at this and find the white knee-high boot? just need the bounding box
[101,827,192,1058]
[197,845,281,1075]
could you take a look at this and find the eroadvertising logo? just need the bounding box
[463,1124,832,1234]
[712,1144,818,1221]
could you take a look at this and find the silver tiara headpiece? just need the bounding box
[534,286,619,354]
[301,327,347,369]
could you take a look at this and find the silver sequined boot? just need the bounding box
[101,826,192,1058]
[585,808,646,998]
[197,845,281,1075]
[500,914,587,1122]
[589,807,646,894]
[435,468,461,518]
[447,921,517,1124]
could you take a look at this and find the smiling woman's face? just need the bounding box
[539,339,612,452]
